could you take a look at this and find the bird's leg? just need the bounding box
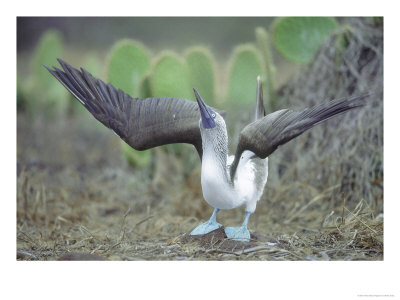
[190,208,222,236]
[224,211,251,242]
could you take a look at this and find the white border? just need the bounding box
[4,1,398,299]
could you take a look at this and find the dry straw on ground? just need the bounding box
[17,18,383,260]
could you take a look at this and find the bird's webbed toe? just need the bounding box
[190,220,222,236]
[224,226,251,242]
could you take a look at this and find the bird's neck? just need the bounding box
[201,128,231,185]
[202,144,230,184]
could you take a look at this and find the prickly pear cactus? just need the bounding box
[121,140,152,168]
[106,39,152,168]
[83,52,102,77]
[138,73,152,99]
[151,51,193,100]
[227,44,266,105]
[107,39,151,96]
[150,52,195,155]
[272,17,338,64]
[33,29,68,112]
[185,47,217,105]
[34,30,64,88]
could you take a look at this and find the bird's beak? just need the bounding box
[194,88,216,129]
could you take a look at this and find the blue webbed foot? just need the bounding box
[224,226,250,242]
[190,208,221,236]
[225,211,252,241]
[190,220,222,235]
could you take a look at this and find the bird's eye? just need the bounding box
[211,113,216,118]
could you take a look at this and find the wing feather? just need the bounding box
[230,95,368,179]
[45,59,205,157]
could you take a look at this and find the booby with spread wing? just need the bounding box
[45,59,367,241]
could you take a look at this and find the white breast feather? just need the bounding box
[201,156,239,209]
[232,154,256,202]
[201,151,268,211]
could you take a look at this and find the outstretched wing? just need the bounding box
[230,94,368,179]
[44,59,205,157]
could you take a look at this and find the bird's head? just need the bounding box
[193,88,225,130]
[193,88,228,156]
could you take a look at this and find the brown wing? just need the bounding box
[230,94,368,179]
[45,59,206,157]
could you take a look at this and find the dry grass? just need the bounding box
[16,156,383,261]
[16,112,383,261]
[16,17,383,261]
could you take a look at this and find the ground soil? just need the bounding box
[16,110,383,261]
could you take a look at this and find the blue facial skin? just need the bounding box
[193,88,216,129]
[200,106,216,129]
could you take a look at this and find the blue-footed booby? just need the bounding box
[45,59,367,241]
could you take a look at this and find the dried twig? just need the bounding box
[17,250,38,260]
[135,215,154,227]
[343,206,377,234]
[342,193,346,225]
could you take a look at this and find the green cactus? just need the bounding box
[107,39,151,96]
[121,139,152,168]
[138,73,152,99]
[150,51,193,100]
[255,27,277,112]
[227,44,266,105]
[106,39,152,168]
[83,52,102,77]
[272,17,338,64]
[33,30,63,88]
[150,51,194,155]
[184,47,217,105]
[32,30,68,112]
